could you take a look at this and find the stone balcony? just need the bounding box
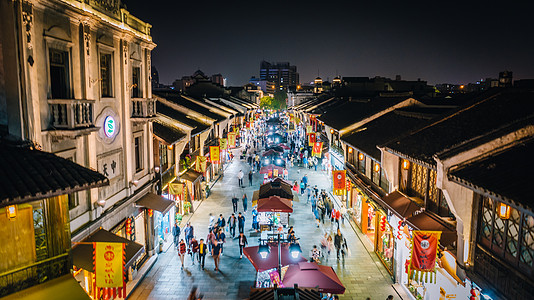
[131,98,156,122]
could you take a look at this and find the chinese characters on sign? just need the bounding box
[94,242,125,298]
[332,170,346,195]
[210,146,220,163]
[98,152,121,179]
[408,230,441,283]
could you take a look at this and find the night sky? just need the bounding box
[124,1,534,86]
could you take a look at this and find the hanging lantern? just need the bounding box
[348,147,353,154]
[498,203,511,219]
[380,216,387,231]
[374,163,380,172]
[126,218,132,235]
[148,209,153,217]
[358,153,364,161]
[6,205,16,220]
[402,159,410,170]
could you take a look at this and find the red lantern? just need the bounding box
[126,218,132,235]
[397,220,404,240]
[380,216,387,231]
[148,209,153,217]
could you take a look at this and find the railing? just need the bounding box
[330,143,344,157]
[48,99,94,129]
[131,98,156,119]
[203,138,218,155]
[0,253,69,297]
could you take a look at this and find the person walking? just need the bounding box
[311,193,317,213]
[173,223,180,248]
[217,214,226,230]
[334,229,344,260]
[252,207,259,232]
[238,169,244,187]
[207,228,216,254]
[302,174,308,189]
[317,198,325,223]
[231,196,238,213]
[208,213,215,232]
[227,213,237,238]
[178,239,187,269]
[238,232,248,259]
[300,180,305,195]
[237,212,246,234]
[248,170,253,186]
[184,222,194,246]
[198,239,207,269]
[189,237,199,265]
[216,227,226,254]
[242,193,248,212]
[212,240,222,272]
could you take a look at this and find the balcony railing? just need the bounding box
[0,253,69,297]
[330,143,344,157]
[131,98,156,119]
[48,99,94,129]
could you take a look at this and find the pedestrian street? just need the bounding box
[129,144,400,300]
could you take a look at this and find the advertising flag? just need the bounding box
[210,146,220,163]
[219,138,228,150]
[306,125,313,134]
[408,231,442,283]
[94,242,125,298]
[332,170,346,195]
[308,132,316,146]
[312,142,323,157]
[228,132,237,148]
[195,156,207,173]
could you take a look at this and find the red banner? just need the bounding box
[308,132,316,146]
[332,170,346,195]
[312,142,323,157]
[408,231,441,282]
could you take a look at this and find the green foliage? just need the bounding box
[260,91,287,110]
[259,96,272,108]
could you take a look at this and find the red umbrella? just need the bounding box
[259,164,285,174]
[257,196,293,213]
[282,262,345,294]
[262,149,282,157]
[243,244,307,272]
[277,144,290,150]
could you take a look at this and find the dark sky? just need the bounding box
[124,1,534,86]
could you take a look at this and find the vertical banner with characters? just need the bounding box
[408,231,442,283]
[308,132,316,146]
[332,170,346,195]
[227,132,237,148]
[210,146,220,163]
[306,125,313,134]
[93,242,126,299]
[219,138,228,151]
[169,182,184,195]
[195,156,207,173]
[312,142,323,157]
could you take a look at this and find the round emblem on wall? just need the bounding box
[104,116,116,138]
[95,107,121,144]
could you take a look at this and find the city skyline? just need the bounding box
[126,0,534,86]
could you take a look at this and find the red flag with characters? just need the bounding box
[332,170,346,195]
[408,231,441,283]
[227,132,237,148]
[312,142,323,157]
[308,132,316,146]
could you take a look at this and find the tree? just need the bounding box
[272,91,287,110]
[259,96,272,109]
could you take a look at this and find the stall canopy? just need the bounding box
[259,164,285,175]
[2,274,90,300]
[380,190,422,219]
[136,192,175,215]
[282,262,345,295]
[258,196,293,213]
[262,149,283,157]
[180,169,203,183]
[243,244,307,272]
[72,228,144,271]
[406,211,457,248]
[258,180,294,200]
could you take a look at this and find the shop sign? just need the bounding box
[333,170,346,195]
[408,230,441,282]
[93,242,126,298]
[195,156,207,173]
[312,142,323,157]
[308,132,316,146]
[210,146,220,163]
[97,151,121,180]
[169,183,184,195]
[219,138,228,150]
[228,132,237,148]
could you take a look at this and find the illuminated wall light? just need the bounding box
[168,144,173,150]
[498,203,511,219]
[374,163,380,172]
[348,147,353,154]
[6,205,16,220]
[402,160,410,170]
[358,153,364,161]
[330,129,334,134]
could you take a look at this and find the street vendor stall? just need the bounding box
[257,196,293,231]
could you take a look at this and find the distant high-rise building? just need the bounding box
[259,61,299,92]
[499,70,513,87]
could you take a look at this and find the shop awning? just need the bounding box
[380,191,422,219]
[136,192,174,215]
[72,229,144,272]
[258,196,293,213]
[180,169,203,183]
[153,121,186,145]
[406,211,457,248]
[282,262,345,295]
[1,274,90,300]
[258,180,294,200]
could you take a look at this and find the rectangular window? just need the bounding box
[134,136,142,172]
[357,152,366,173]
[100,53,112,97]
[408,163,427,200]
[159,144,168,169]
[132,67,140,98]
[372,161,380,186]
[49,49,70,99]
[380,169,389,192]
[66,157,78,209]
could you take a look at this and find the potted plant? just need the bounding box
[183,202,192,214]
[158,238,164,253]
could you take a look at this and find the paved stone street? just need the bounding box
[129,146,400,300]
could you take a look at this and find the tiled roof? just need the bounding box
[0,142,108,206]
[318,96,407,130]
[153,120,187,145]
[449,138,534,210]
[383,89,534,165]
[156,101,210,136]
[341,109,437,160]
[154,91,226,122]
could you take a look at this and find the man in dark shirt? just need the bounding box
[198,239,207,269]
[212,240,222,271]
[237,212,246,234]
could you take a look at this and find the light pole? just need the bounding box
[258,232,302,278]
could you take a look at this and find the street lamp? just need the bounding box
[258,232,302,276]
[258,243,270,259]
[289,243,302,259]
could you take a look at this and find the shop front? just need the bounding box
[180,169,203,204]
[136,192,176,249]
